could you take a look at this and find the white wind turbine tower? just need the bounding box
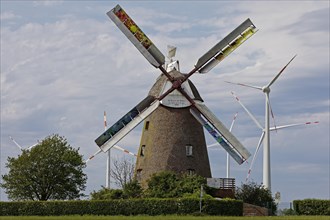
[231,91,319,182]
[226,55,297,191]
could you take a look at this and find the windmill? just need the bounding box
[9,136,38,151]
[95,5,257,185]
[85,111,137,188]
[226,55,304,190]
[208,112,238,178]
[231,91,319,182]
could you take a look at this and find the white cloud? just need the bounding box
[33,1,63,7]
[0,11,20,20]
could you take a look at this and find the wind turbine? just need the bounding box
[231,91,319,182]
[208,112,238,178]
[85,111,137,188]
[226,55,297,191]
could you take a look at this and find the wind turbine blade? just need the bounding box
[267,97,277,131]
[229,112,238,132]
[113,145,137,157]
[107,5,165,68]
[231,92,263,129]
[207,143,219,148]
[191,102,251,164]
[27,143,38,150]
[246,131,265,182]
[270,121,319,131]
[9,136,23,150]
[95,96,160,152]
[104,111,107,131]
[267,55,297,88]
[225,81,262,90]
[85,149,102,163]
[196,18,257,73]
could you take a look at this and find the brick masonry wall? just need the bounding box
[243,203,269,216]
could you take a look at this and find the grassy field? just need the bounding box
[0,216,328,220]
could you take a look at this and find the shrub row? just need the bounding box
[293,199,330,215]
[0,198,243,216]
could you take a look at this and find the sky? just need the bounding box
[1,1,329,204]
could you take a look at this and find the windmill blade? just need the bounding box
[246,131,265,182]
[191,102,251,164]
[207,112,238,148]
[95,96,160,152]
[270,121,319,131]
[231,91,263,129]
[113,145,137,157]
[225,81,262,91]
[266,55,297,88]
[9,136,23,150]
[195,18,257,73]
[107,4,165,68]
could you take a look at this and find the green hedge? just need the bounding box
[293,199,330,215]
[0,198,243,216]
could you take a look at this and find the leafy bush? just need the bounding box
[90,188,124,200]
[293,199,330,215]
[0,198,243,216]
[235,181,277,215]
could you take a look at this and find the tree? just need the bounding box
[146,171,179,198]
[90,180,143,200]
[110,156,135,188]
[235,182,277,215]
[90,187,124,200]
[123,180,142,198]
[1,134,87,201]
[145,171,206,198]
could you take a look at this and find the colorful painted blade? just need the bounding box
[207,112,238,149]
[95,96,159,152]
[107,5,165,68]
[191,102,251,164]
[196,18,257,73]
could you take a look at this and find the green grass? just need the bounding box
[0,216,328,220]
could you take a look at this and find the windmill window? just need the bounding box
[145,121,150,130]
[140,145,145,156]
[186,145,193,156]
[136,169,142,181]
[187,169,195,175]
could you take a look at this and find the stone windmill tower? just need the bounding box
[95,5,256,185]
[135,58,212,185]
